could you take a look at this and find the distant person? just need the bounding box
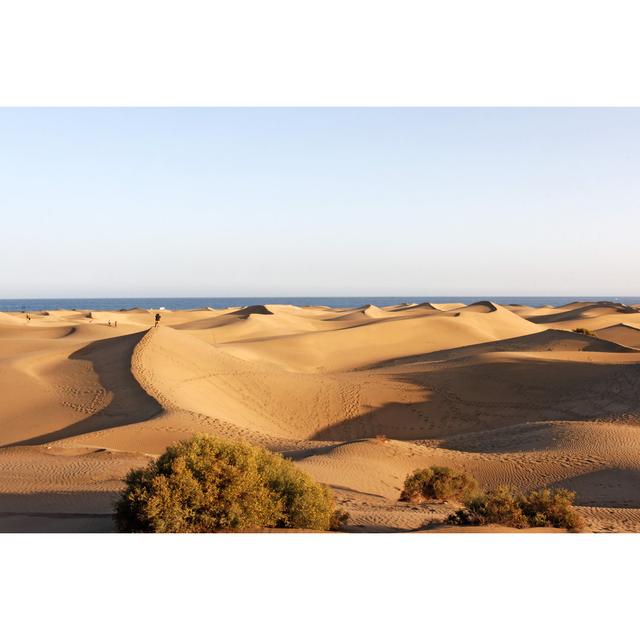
[155,313,161,328]
[26,314,31,322]
[108,320,111,327]
[114,320,118,328]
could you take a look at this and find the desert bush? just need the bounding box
[447,485,529,528]
[573,327,596,337]
[447,485,584,530]
[115,435,336,532]
[400,466,478,503]
[519,488,585,530]
[330,508,350,531]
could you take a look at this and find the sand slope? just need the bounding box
[596,323,640,349]
[1,301,639,532]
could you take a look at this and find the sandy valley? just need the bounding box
[1,300,640,532]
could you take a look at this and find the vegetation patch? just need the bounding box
[400,466,478,503]
[115,434,342,532]
[573,327,596,337]
[447,486,584,531]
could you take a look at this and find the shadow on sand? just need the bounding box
[4,332,162,447]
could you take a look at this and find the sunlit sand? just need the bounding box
[2,300,640,532]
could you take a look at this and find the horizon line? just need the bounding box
[2,294,640,300]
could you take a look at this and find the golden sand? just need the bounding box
[2,301,640,532]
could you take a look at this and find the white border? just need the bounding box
[1,0,639,106]
[1,533,638,639]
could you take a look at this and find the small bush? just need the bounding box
[573,327,596,337]
[447,485,584,531]
[330,508,350,531]
[520,488,584,530]
[400,466,478,503]
[447,485,529,528]
[115,435,336,532]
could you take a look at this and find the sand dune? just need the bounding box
[219,303,541,372]
[0,324,76,339]
[380,328,636,366]
[0,311,30,325]
[386,302,447,315]
[326,304,388,322]
[1,301,640,532]
[228,304,274,317]
[596,323,640,349]
[460,300,499,313]
[521,301,640,324]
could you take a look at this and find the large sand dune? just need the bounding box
[1,301,639,532]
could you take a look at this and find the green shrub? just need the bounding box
[447,485,584,531]
[115,434,336,532]
[400,466,478,503]
[573,327,596,337]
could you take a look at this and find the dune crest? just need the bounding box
[228,304,274,317]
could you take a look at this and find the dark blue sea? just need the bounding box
[1,296,639,312]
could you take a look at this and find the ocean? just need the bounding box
[1,296,639,312]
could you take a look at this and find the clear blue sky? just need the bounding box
[1,108,638,297]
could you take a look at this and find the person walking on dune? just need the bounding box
[155,312,161,328]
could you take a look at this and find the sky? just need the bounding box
[0,107,638,298]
